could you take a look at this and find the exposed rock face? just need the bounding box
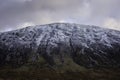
[0,23,120,68]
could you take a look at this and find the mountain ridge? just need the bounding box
[0,23,120,68]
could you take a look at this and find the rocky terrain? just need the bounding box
[0,23,120,80]
[0,23,120,68]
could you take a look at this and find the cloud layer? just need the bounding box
[0,0,120,32]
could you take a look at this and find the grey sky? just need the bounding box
[0,0,120,32]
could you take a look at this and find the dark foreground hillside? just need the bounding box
[0,56,120,80]
[0,64,120,80]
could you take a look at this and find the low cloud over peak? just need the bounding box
[0,0,120,32]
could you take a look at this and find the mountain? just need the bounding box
[0,23,120,68]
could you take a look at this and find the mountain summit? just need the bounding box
[0,23,120,68]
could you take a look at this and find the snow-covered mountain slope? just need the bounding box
[0,23,120,68]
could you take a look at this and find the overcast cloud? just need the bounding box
[0,0,120,32]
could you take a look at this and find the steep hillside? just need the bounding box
[0,23,120,68]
